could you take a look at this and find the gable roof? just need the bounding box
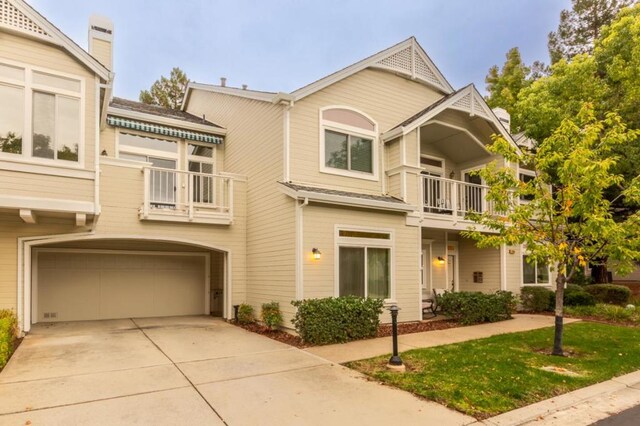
[0,0,110,80]
[184,36,454,107]
[291,37,453,101]
[382,83,517,148]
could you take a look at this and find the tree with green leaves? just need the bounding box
[548,0,633,64]
[139,67,189,110]
[463,104,640,356]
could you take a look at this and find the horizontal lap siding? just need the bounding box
[302,204,421,323]
[458,237,500,292]
[97,164,248,306]
[290,69,442,194]
[0,170,93,201]
[185,90,296,320]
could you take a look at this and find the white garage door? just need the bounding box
[35,250,208,322]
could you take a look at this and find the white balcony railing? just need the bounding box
[141,167,233,223]
[422,175,496,217]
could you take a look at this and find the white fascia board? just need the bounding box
[186,82,276,103]
[411,38,454,93]
[0,195,95,214]
[11,0,110,80]
[279,185,416,213]
[107,106,227,136]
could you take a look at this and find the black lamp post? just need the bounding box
[388,305,403,368]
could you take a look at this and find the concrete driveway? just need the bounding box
[0,316,473,425]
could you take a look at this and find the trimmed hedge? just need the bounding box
[0,309,17,369]
[585,284,631,305]
[261,302,283,330]
[439,291,517,325]
[520,286,554,312]
[237,303,255,324]
[563,284,596,307]
[291,297,384,345]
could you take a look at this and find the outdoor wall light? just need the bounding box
[437,256,445,265]
[312,248,322,260]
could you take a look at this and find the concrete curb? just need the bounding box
[476,370,640,426]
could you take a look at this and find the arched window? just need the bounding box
[320,107,378,180]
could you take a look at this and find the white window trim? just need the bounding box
[116,130,179,163]
[319,106,379,181]
[0,58,86,168]
[521,247,552,286]
[334,225,395,302]
[518,168,536,204]
[186,141,217,174]
[420,154,445,176]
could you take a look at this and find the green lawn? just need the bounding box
[347,322,640,419]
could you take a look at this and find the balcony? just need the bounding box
[140,166,234,224]
[422,174,497,219]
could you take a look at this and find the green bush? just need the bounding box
[261,301,283,330]
[565,303,640,323]
[291,296,384,345]
[563,284,596,307]
[0,309,17,369]
[237,303,255,325]
[585,284,631,306]
[439,291,517,325]
[520,286,554,312]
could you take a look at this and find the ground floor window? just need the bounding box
[336,227,393,300]
[522,255,550,285]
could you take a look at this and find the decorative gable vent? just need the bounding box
[376,46,413,75]
[451,92,472,110]
[473,96,491,119]
[373,39,448,91]
[0,0,49,38]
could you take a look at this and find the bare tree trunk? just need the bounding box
[552,273,566,356]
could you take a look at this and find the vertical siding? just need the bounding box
[185,90,297,320]
[290,68,442,194]
[302,204,421,323]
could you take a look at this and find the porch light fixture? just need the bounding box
[437,256,445,265]
[312,248,322,260]
[449,170,455,179]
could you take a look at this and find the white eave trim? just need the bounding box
[9,0,110,80]
[279,185,416,213]
[107,106,227,136]
[290,37,454,102]
[186,82,276,103]
[0,194,96,214]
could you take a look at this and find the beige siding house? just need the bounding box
[0,0,552,334]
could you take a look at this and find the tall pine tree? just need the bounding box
[139,67,189,110]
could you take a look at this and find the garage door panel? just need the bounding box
[37,251,208,322]
[153,269,205,317]
[99,270,157,319]
[38,269,101,322]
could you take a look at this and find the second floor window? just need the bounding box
[320,107,378,180]
[0,61,82,164]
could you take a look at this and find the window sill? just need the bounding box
[320,166,379,182]
[0,157,93,179]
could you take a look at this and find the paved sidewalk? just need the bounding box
[479,370,640,426]
[304,314,580,363]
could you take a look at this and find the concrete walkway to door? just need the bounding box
[0,316,475,425]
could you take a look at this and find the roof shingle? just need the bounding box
[109,97,222,128]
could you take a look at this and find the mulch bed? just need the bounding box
[233,317,462,349]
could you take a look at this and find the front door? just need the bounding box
[448,254,456,291]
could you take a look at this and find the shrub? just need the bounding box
[563,284,596,307]
[261,302,283,330]
[520,286,554,312]
[0,309,17,369]
[439,291,517,325]
[237,303,255,324]
[291,296,384,345]
[565,303,640,324]
[585,284,631,306]
[568,267,592,286]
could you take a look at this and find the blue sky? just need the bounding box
[31,0,570,100]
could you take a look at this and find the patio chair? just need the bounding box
[422,288,447,318]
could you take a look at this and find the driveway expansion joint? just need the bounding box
[130,318,229,426]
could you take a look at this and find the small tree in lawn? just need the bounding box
[462,104,640,356]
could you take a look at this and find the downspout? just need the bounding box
[282,100,294,182]
[295,197,309,300]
